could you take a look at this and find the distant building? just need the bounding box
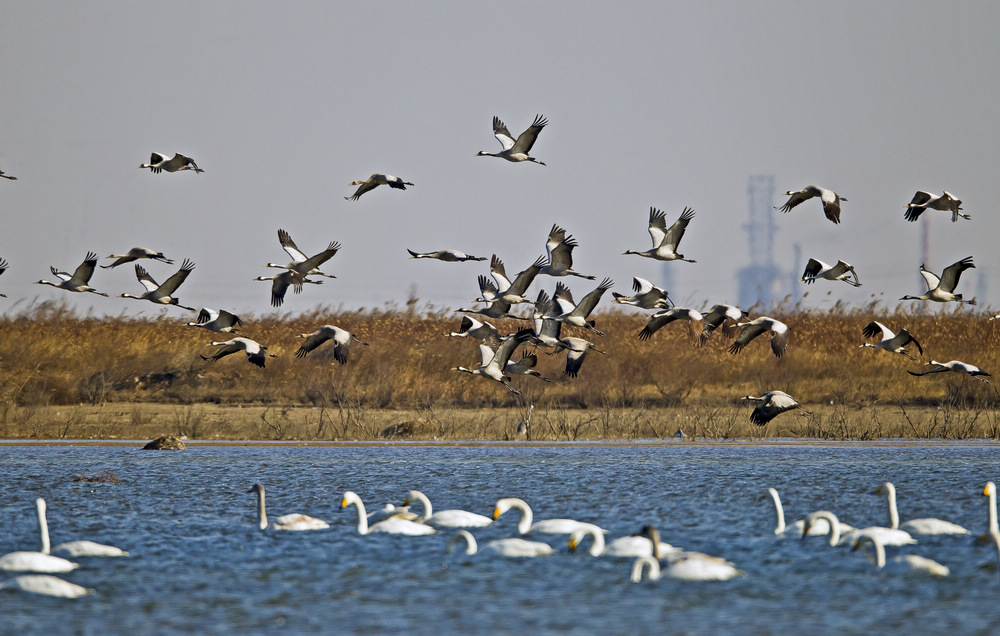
[736,175,786,310]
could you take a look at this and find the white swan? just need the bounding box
[366,504,418,524]
[448,529,554,558]
[852,534,949,576]
[341,491,436,535]
[803,510,915,547]
[0,500,79,573]
[250,484,329,531]
[877,482,969,535]
[983,482,999,541]
[36,499,128,557]
[568,525,677,558]
[629,553,742,582]
[1,574,93,598]
[492,498,606,536]
[768,488,855,536]
[403,490,493,528]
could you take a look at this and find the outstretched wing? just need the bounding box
[70,252,100,285]
[491,116,516,150]
[134,265,160,292]
[663,207,695,249]
[278,229,309,262]
[938,256,974,293]
[156,259,195,296]
[295,330,332,358]
[510,114,547,154]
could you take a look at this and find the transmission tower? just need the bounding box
[736,175,783,309]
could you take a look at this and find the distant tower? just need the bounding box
[736,175,782,309]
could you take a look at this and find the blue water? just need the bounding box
[1,442,999,635]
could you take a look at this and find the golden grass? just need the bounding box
[0,299,997,440]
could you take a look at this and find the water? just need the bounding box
[1,441,999,635]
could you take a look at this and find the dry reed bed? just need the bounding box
[0,301,997,440]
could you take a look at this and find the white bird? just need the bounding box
[138,152,203,174]
[538,225,595,279]
[265,229,340,279]
[624,207,696,262]
[543,278,614,336]
[612,276,671,309]
[629,527,741,581]
[201,337,276,368]
[699,304,749,345]
[448,529,553,558]
[569,525,677,558]
[253,270,322,307]
[476,114,547,165]
[402,490,494,528]
[492,497,605,536]
[448,316,499,340]
[729,316,790,357]
[295,325,369,363]
[453,329,534,395]
[187,308,243,333]
[554,337,606,378]
[457,276,527,320]
[776,185,845,224]
[767,488,854,536]
[516,404,533,438]
[406,248,485,262]
[35,498,128,558]
[345,174,414,200]
[35,252,108,297]
[742,391,810,426]
[101,247,173,269]
[908,360,990,383]
[801,258,861,287]
[0,168,16,180]
[530,290,606,376]
[504,351,551,382]
[904,191,967,223]
[341,491,436,535]
[249,483,328,531]
[876,482,969,535]
[637,307,704,343]
[118,259,196,311]
[852,534,949,576]
[805,510,916,548]
[0,574,93,598]
[900,257,976,305]
[860,320,923,361]
[0,501,78,573]
[984,482,999,541]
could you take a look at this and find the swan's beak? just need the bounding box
[568,539,578,552]
[800,523,811,540]
[340,499,348,509]
[492,508,501,520]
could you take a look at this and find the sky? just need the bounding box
[1,1,998,319]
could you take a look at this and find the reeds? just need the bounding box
[0,300,997,440]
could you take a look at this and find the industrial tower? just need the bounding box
[736,175,784,310]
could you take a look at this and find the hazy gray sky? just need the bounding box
[1,2,997,318]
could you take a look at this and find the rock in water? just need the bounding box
[142,435,186,450]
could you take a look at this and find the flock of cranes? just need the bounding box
[0,111,991,426]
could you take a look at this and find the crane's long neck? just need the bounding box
[769,489,786,534]
[37,499,51,554]
[630,555,661,582]
[255,487,268,530]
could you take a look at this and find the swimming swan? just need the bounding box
[250,484,329,531]
[493,498,605,536]
[853,534,949,576]
[36,499,128,557]
[802,510,915,547]
[768,488,855,536]
[341,491,436,535]
[402,490,493,528]
[0,574,93,598]
[448,529,553,558]
[629,553,742,582]
[0,500,78,573]
[569,525,677,558]
[877,482,969,535]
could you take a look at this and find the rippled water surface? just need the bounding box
[2,441,999,634]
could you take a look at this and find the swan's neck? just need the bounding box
[255,488,268,530]
[769,489,786,534]
[448,530,477,555]
[989,487,998,536]
[885,486,900,529]
[348,494,369,535]
[410,491,432,523]
[571,527,605,556]
[810,511,841,546]
[860,537,887,568]
[36,499,51,554]
[513,499,532,535]
[630,556,660,582]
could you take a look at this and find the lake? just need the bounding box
[1,441,999,634]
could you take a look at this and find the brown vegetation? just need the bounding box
[0,299,997,440]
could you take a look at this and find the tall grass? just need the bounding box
[0,299,997,439]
